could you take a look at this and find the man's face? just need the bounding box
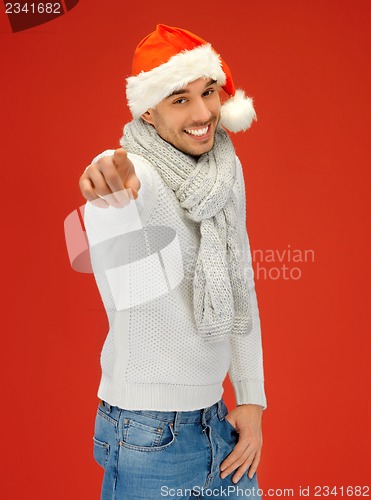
[141,78,221,156]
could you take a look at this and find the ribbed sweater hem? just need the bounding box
[97,374,224,411]
[232,379,267,410]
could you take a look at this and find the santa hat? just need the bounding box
[126,24,257,133]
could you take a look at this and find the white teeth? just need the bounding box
[185,126,208,137]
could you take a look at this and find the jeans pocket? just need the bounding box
[121,415,176,452]
[93,437,110,469]
[224,416,237,433]
[219,400,237,433]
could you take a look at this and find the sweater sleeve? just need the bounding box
[228,157,267,410]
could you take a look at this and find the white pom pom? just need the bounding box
[220,89,257,133]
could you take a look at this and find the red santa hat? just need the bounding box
[126,24,257,133]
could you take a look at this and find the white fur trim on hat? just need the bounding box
[220,90,257,133]
[126,44,226,118]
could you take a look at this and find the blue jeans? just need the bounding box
[93,398,261,499]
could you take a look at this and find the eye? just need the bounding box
[203,88,215,97]
[173,98,188,105]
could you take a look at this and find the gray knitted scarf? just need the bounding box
[120,118,252,342]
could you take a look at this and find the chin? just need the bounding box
[193,144,214,156]
[183,139,215,157]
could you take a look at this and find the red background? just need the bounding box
[1,1,370,498]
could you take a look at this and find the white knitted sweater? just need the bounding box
[84,151,267,411]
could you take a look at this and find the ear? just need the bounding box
[141,110,155,125]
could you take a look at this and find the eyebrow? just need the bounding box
[165,79,217,98]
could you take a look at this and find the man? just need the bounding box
[79,24,267,499]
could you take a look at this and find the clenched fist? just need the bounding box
[79,148,141,208]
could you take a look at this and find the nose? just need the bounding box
[189,97,212,124]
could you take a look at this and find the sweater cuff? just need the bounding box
[232,379,267,410]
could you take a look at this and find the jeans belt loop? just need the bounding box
[217,399,224,421]
[100,399,112,413]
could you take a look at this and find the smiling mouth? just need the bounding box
[184,124,210,138]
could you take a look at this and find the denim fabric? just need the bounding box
[93,398,261,499]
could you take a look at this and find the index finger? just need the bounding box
[220,438,251,472]
[96,162,125,193]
